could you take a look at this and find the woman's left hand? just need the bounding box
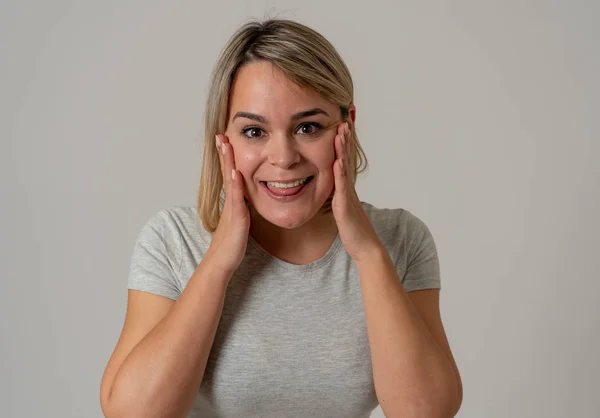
[332,122,385,263]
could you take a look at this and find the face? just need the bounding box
[224,60,342,229]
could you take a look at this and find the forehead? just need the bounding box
[228,61,335,120]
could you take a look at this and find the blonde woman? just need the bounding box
[100,19,462,418]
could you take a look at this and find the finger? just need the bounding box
[333,158,346,197]
[216,135,225,183]
[221,138,237,197]
[230,168,247,215]
[334,125,345,162]
[343,123,354,179]
[221,142,231,195]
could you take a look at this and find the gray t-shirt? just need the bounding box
[127,201,441,418]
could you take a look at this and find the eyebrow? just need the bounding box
[231,108,330,124]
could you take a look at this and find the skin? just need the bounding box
[222,60,361,263]
[213,62,463,415]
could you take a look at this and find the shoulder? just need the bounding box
[135,205,210,249]
[360,201,429,242]
[139,205,194,234]
[128,207,200,299]
[360,201,438,262]
[147,206,198,230]
[361,201,441,290]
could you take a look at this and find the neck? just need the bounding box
[249,207,338,265]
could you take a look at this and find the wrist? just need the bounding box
[199,252,235,286]
[353,243,392,271]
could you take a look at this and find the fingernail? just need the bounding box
[345,122,349,133]
[340,158,344,170]
[222,143,226,155]
[215,135,221,150]
[341,133,346,146]
[231,169,236,180]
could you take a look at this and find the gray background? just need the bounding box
[2,1,599,417]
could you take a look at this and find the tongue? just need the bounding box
[266,182,305,196]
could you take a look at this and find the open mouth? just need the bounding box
[260,176,314,197]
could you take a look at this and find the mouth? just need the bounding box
[260,175,314,198]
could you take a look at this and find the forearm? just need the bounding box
[106,260,230,418]
[357,248,459,418]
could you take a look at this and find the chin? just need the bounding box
[257,206,316,229]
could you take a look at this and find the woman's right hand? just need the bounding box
[204,134,250,278]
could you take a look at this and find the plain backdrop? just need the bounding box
[2,1,599,417]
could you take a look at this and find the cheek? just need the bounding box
[314,144,336,171]
[232,146,261,179]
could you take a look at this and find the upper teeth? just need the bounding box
[267,178,307,188]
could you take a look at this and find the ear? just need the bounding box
[347,104,357,126]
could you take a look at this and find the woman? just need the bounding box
[100,19,462,418]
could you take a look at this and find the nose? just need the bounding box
[265,134,301,169]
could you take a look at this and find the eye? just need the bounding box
[240,127,265,140]
[240,122,323,140]
[296,122,322,135]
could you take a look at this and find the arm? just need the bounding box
[100,260,230,418]
[101,134,250,417]
[329,122,462,417]
[357,248,462,418]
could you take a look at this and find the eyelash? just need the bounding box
[240,122,324,140]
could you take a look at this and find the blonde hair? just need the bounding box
[198,18,368,232]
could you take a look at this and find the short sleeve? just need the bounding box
[401,210,442,292]
[127,209,183,301]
